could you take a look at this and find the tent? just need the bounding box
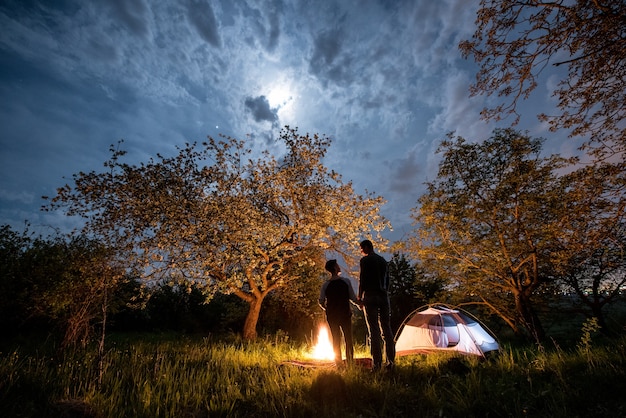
[395,305,499,357]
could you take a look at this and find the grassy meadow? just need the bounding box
[1,329,626,418]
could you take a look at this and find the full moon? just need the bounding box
[267,83,293,109]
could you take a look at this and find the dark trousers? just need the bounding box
[363,291,395,367]
[327,314,354,364]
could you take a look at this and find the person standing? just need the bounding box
[358,239,395,372]
[319,259,360,367]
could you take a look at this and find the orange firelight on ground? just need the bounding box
[309,324,335,361]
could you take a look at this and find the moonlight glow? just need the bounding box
[267,82,292,108]
[264,72,297,121]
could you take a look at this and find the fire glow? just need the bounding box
[309,324,335,361]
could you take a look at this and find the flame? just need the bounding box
[309,324,335,360]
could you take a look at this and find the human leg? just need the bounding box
[340,316,354,364]
[327,319,343,364]
[364,302,382,368]
[379,294,396,365]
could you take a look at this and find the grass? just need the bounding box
[1,332,625,418]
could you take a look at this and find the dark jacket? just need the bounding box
[359,252,389,294]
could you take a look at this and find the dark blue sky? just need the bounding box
[0,0,576,243]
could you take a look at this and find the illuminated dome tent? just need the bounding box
[395,304,499,357]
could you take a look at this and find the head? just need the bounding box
[360,239,374,255]
[325,259,340,274]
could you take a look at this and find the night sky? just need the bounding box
[0,0,581,243]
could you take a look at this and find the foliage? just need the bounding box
[33,236,125,349]
[551,162,626,333]
[1,332,625,417]
[460,0,626,157]
[577,317,601,357]
[0,227,335,344]
[0,225,127,348]
[387,253,420,332]
[110,273,320,339]
[45,126,390,339]
[258,248,325,340]
[138,281,247,334]
[407,129,576,342]
[0,224,33,334]
[459,0,626,336]
[387,253,448,332]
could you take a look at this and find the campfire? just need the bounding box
[284,323,372,368]
[308,324,335,360]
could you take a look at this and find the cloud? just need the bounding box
[388,150,423,194]
[427,70,491,141]
[186,0,221,48]
[266,8,281,52]
[244,95,278,124]
[0,189,34,205]
[108,0,151,37]
[238,0,283,53]
[87,37,120,63]
[309,29,354,86]
[311,30,341,67]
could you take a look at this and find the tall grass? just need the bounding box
[1,332,625,417]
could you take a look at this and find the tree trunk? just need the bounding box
[242,296,264,340]
[514,291,545,343]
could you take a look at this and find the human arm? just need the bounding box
[380,255,389,291]
[358,257,364,300]
[318,281,328,310]
[344,277,360,308]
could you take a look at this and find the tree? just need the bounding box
[552,163,626,332]
[0,225,126,355]
[24,235,125,353]
[45,127,390,339]
[388,253,419,332]
[387,253,447,332]
[407,129,575,342]
[258,246,325,339]
[460,1,626,157]
[138,280,247,334]
[0,224,33,335]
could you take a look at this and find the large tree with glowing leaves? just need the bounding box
[45,127,390,339]
[460,0,626,158]
[407,129,576,343]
